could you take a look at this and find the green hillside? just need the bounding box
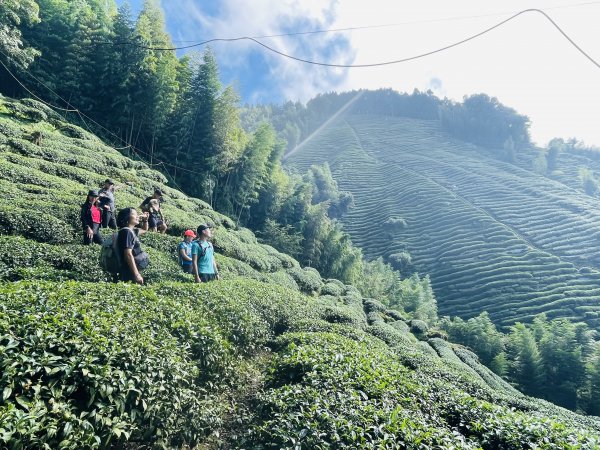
[285,114,600,330]
[1,96,600,448]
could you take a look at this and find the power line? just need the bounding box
[106,8,600,70]
[0,58,77,112]
[1,6,597,180]
[0,49,203,177]
[165,1,600,43]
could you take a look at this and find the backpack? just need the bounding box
[196,240,211,258]
[99,232,121,274]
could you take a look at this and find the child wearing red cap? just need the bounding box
[178,230,195,273]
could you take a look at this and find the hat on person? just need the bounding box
[88,190,99,197]
[197,224,212,234]
[184,229,196,237]
[104,178,114,185]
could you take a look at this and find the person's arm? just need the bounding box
[192,243,202,283]
[213,256,219,280]
[81,205,93,239]
[192,253,201,283]
[137,212,149,235]
[99,193,110,210]
[180,246,192,262]
[123,248,143,284]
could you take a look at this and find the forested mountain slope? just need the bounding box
[2,97,600,448]
[285,114,600,330]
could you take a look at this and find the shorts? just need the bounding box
[149,216,164,229]
[200,273,217,282]
[182,264,193,274]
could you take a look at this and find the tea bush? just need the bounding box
[0,279,322,448]
[286,266,323,294]
[243,331,600,449]
[2,98,600,448]
[321,279,345,296]
[284,114,600,330]
[0,282,231,448]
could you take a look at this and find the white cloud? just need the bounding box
[160,0,600,146]
[161,0,354,102]
[331,0,600,146]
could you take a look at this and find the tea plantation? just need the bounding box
[1,96,600,448]
[286,115,600,330]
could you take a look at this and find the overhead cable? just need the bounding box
[0,49,202,176]
[105,8,600,70]
[166,1,600,42]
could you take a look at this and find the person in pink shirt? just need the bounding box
[80,190,104,245]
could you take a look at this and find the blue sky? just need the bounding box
[117,0,600,146]
[119,0,352,104]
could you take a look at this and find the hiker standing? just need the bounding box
[141,188,167,233]
[179,230,195,274]
[99,178,117,229]
[147,199,167,233]
[192,224,219,283]
[116,207,149,284]
[81,190,103,245]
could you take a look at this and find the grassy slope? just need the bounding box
[0,96,599,448]
[286,114,600,330]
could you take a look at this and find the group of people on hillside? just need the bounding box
[80,179,118,245]
[81,181,168,243]
[81,180,218,285]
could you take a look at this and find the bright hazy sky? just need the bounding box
[123,0,600,147]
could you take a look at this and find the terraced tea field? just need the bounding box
[286,115,600,329]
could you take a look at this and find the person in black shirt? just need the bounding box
[99,178,118,229]
[140,188,163,211]
[140,188,167,233]
[116,207,149,284]
[80,190,103,245]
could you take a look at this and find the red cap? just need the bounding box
[184,230,196,237]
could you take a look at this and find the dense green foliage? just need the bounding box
[0,0,411,290]
[243,332,600,449]
[2,1,600,445]
[0,0,40,72]
[439,94,531,155]
[4,281,600,449]
[441,313,600,414]
[285,114,600,332]
[1,95,599,448]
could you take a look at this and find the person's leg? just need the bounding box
[108,213,117,230]
[120,270,135,283]
[101,210,110,228]
[92,224,104,245]
[156,220,167,234]
[148,215,157,232]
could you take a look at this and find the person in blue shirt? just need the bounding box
[192,224,219,283]
[178,230,195,274]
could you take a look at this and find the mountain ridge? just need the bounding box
[286,113,600,329]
